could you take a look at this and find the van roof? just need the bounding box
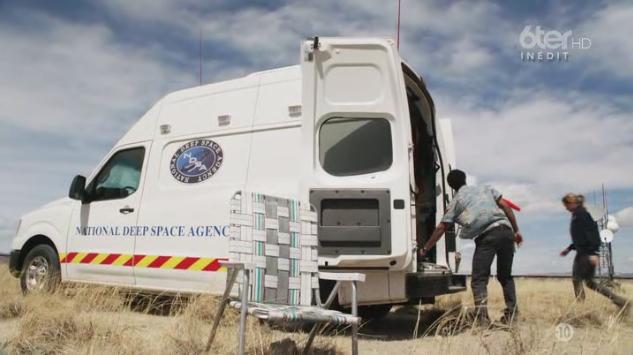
[116,61,426,147]
[117,65,301,145]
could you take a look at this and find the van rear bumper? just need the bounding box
[406,271,467,299]
[9,249,21,277]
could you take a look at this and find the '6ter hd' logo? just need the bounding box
[170,140,223,183]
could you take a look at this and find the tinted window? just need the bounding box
[319,118,392,176]
[88,147,145,202]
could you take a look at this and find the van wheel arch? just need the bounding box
[17,235,59,273]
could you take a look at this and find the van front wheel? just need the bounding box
[20,244,61,294]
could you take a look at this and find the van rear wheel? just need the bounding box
[20,244,61,294]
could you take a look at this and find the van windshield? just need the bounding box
[319,117,392,176]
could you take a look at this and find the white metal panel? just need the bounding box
[135,93,254,292]
[438,119,457,170]
[245,126,303,200]
[253,74,302,127]
[301,37,413,270]
[116,102,162,146]
[158,83,259,138]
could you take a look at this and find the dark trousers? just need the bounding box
[471,225,517,318]
[572,254,628,307]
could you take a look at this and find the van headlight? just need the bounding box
[15,219,22,236]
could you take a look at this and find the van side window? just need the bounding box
[88,147,145,202]
[319,118,393,176]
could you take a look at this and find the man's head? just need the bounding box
[447,169,467,190]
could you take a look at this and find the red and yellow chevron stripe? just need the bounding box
[59,252,227,272]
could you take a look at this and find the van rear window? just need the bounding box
[319,117,392,176]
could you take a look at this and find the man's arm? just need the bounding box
[420,193,460,257]
[497,198,519,232]
[419,222,448,257]
[497,198,523,245]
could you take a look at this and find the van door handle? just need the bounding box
[119,206,135,214]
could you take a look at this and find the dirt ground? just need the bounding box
[1,262,632,354]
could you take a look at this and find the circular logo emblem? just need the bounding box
[170,140,223,183]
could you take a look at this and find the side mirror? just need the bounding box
[69,175,87,201]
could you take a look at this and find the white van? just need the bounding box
[9,37,465,317]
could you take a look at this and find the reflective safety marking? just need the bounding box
[189,257,214,271]
[91,253,109,265]
[71,252,88,263]
[101,253,121,265]
[113,254,133,266]
[135,255,158,268]
[161,256,185,269]
[59,252,227,272]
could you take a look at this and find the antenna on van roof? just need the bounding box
[199,26,203,85]
[396,0,401,50]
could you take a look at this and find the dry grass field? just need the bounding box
[0,263,631,355]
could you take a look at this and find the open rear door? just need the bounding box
[300,37,413,268]
[301,37,405,123]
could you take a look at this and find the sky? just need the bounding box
[0,0,632,274]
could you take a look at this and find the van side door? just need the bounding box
[64,144,149,286]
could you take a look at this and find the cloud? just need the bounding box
[615,207,633,227]
[0,10,195,138]
[580,2,633,79]
[440,90,633,213]
[101,0,506,81]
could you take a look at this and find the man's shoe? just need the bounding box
[474,315,491,328]
[499,312,518,325]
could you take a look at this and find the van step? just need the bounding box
[448,285,467,293]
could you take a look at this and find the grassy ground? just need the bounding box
[1,263,631,354]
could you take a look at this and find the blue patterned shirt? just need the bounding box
[441,185,511,240]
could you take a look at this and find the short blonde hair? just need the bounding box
[562,193,585,206]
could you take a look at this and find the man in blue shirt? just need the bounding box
[420,169,523,325]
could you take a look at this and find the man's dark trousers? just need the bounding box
[471,225,517,319]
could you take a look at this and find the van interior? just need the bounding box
[403,67,450,265]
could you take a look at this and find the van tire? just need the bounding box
[19,244,61,294]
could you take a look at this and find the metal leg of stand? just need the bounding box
[237,270,250,355]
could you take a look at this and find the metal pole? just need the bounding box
[238,270,249,355]
[396,0,401,50]
[199,26,203,85]
[351,281,358,355]
[206,268,238,351]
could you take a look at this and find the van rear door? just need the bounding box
[300,37,413,269]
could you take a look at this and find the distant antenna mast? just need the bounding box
[597,184,616,286]
[199,26,203,85]
[396,0,402,50]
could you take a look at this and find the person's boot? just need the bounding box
[473,307,490,327]
[499,308,519,325]
[617,299,630,316]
